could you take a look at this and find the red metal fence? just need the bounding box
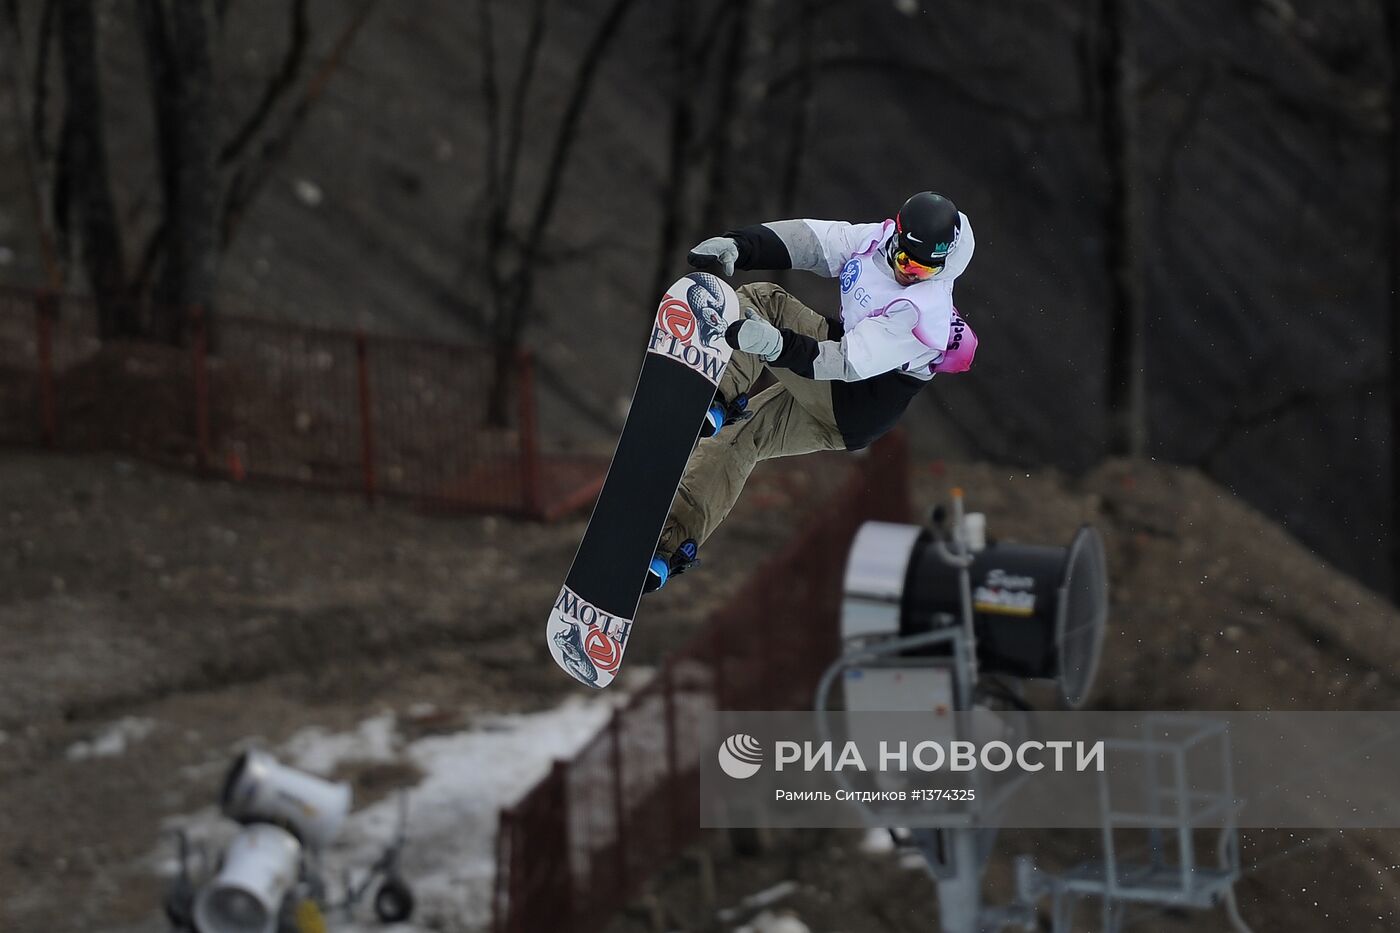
[492,431,911,933]
[0,287,603,519]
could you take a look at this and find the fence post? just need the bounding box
[711,614,728,711]
[355,331,376,503]
[610,709,628,894]
[34,291,57,447]
[191,306,211,473]
[662,660,681,850]
[516,350,542,517]
[508,798,530,933]
[549,759,574,925]
[492,808,513,933]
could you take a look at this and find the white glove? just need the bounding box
[687,236,740,276]
[726,308,783,361]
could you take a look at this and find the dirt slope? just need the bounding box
[604,457,1400,933]
[0,446,846,932]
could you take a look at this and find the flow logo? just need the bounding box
[717,733,764,779]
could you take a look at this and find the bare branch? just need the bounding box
[500,0,547,211]
[481,0,638,425]
[698,0,748,235]
[1195,374,1386,469]
[2,0,64,287]
[1098,0,1147,458]
[134,0,176,295]
[766,53,1082,126]
[1385,0,1400,597]
[1223,61,1383,135]
[778,0,813,215]
[474,0,505,322]
[507,0,638,341]
[57,0,132,333]
[220,0,380,248]
[219,0,309,166]
[648,0,698,304]
[1153,61,1215,209]
[131,220,168,297]
[30,0,55,161]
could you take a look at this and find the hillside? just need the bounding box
[606,457,1400,933]
[1,446,1397,930]
[0,0,1394,593]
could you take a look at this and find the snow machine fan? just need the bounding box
[220,750,351,849]
[841,508,1109,710]
[1054,526,1110,708]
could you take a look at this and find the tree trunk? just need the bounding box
[778,0,813,216]
[483,0,638,426]
[156,0,217,344]
[57,0,132,336]
[1386,0,1400,599]
[1098,0,1147,458]
[649,0,695,305]
[699,1,750,235]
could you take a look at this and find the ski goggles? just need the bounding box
[890,245,945,279]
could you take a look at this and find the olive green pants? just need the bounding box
[657,283,846,557]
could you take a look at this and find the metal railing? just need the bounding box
[0,287,602,519]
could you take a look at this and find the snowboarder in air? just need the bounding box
[645,191,978,592]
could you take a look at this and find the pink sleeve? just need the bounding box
[931,310,977,374]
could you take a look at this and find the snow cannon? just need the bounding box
[838,499,1108,711]
[220,750,352,850]
[192,823,302,933]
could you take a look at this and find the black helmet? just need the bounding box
[892,191,961,270]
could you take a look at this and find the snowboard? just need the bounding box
[546,272,743,688]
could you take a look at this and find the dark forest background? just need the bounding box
[1,0,1398,595]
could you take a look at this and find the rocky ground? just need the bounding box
[0,447,846,932]
[604,458,1400,933]
[3,448,1400,932]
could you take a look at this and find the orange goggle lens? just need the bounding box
[893,248,943,278]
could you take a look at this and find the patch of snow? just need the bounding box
[152,696,614,932]
[282,712,399,774]
[718,880,799,922]
[66,716,157,761]
[732,909,811,933]
[899,850,930,871]
[859,827,896,854]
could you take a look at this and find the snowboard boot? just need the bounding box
[644,538,700,594]
[699,392,749,439]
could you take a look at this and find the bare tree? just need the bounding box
[647,0,700,304]
[777,0,815,216]
[21,0,371,341]
[1094,0,1148,459]
[135,0,218,342]
[55,0,134,336]
[646,0,745,303]
[474,0,640,424]
[1,0,62,290]
[1387,0,1400,597]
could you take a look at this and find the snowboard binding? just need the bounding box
[644,538,700,594]
[700,392,749,439]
